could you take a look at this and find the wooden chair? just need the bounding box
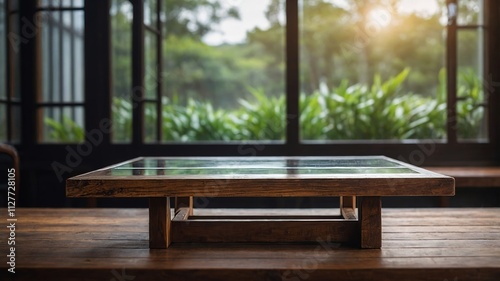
[0,143,20,205]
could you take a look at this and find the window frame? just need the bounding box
[6,0,500,167]
[132,0,163,144]
[35,2,85,143]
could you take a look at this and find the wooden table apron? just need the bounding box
[66,156,455,249]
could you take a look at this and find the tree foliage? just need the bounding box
[164,0,240,39]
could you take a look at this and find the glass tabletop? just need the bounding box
[67,156,455,198]
[108,156,419,176]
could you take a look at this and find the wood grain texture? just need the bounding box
[1,208,499,281]
[171,206,358,244]
[171,219,359,244]
[360,197,382,249]
[340,196,357,220]
[66,177,455,197]
[174,207,190,221]
[175,196,193,216]
[149,197,171,248]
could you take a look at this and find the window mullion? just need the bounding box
[84,0,110,145]
[20,0,38,145]
[286,0,299,151]
[446,0,458,144]
[58,9,64,123]
[132,0,145,144]
[156,0,162,142]
[485,0,500,147]
[5,0,12,141]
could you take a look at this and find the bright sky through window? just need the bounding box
[369,7,392,27]
[398,0,440,16]
[202,0,442,45]
[203,0,276,46]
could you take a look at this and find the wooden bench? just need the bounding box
[1,208,499,281]
[426,167,500,207]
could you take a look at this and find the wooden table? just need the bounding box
[66,156,454,249]
[1,208,499,281]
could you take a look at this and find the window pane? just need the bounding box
[457,28,487,141]
[40,11,84,103]
[163,0,285,142]
[0,104,6,141]
[41,106,84,143]
[144,0,157,27]
[0,105,21,143]
[39,0,84,8]
[7,8,22,101]
[111,0,133,143]
[144,30,157,100]
[458,0,483,26]
[74,19,84,102]
[11,13,21,101]
[300,0,447,141]
[144,102,157,143]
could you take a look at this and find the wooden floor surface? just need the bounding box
[1,208,499,281]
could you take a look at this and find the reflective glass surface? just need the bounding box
[109,157,418,176]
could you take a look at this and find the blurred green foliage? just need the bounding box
[107,68,483,142]
[45,68,485,143]
[456,69,486,139]
[44,116,84,143]
[300,68,446,140]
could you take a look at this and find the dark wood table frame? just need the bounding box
[66,156,455,249]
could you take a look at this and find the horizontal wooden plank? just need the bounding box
[381,217,500,226]
[382,225,500,233]
[9,237,499,251]
[66,177,455,197]
[15,245,500,259]
[383,232,500,240]
[171,220,359,243]
[3,256,500,269]
[11,231,500,244]
[382,240,500,248]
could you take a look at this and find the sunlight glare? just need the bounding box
[398,0,440,17]
[368,8,392,27]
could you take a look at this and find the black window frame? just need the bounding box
[35,0,85,143]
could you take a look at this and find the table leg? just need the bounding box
[149,197,171,249]
[438,196,450,207]
[175,197,193,216]
[340,196,357,220]
[359,196,382,249]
